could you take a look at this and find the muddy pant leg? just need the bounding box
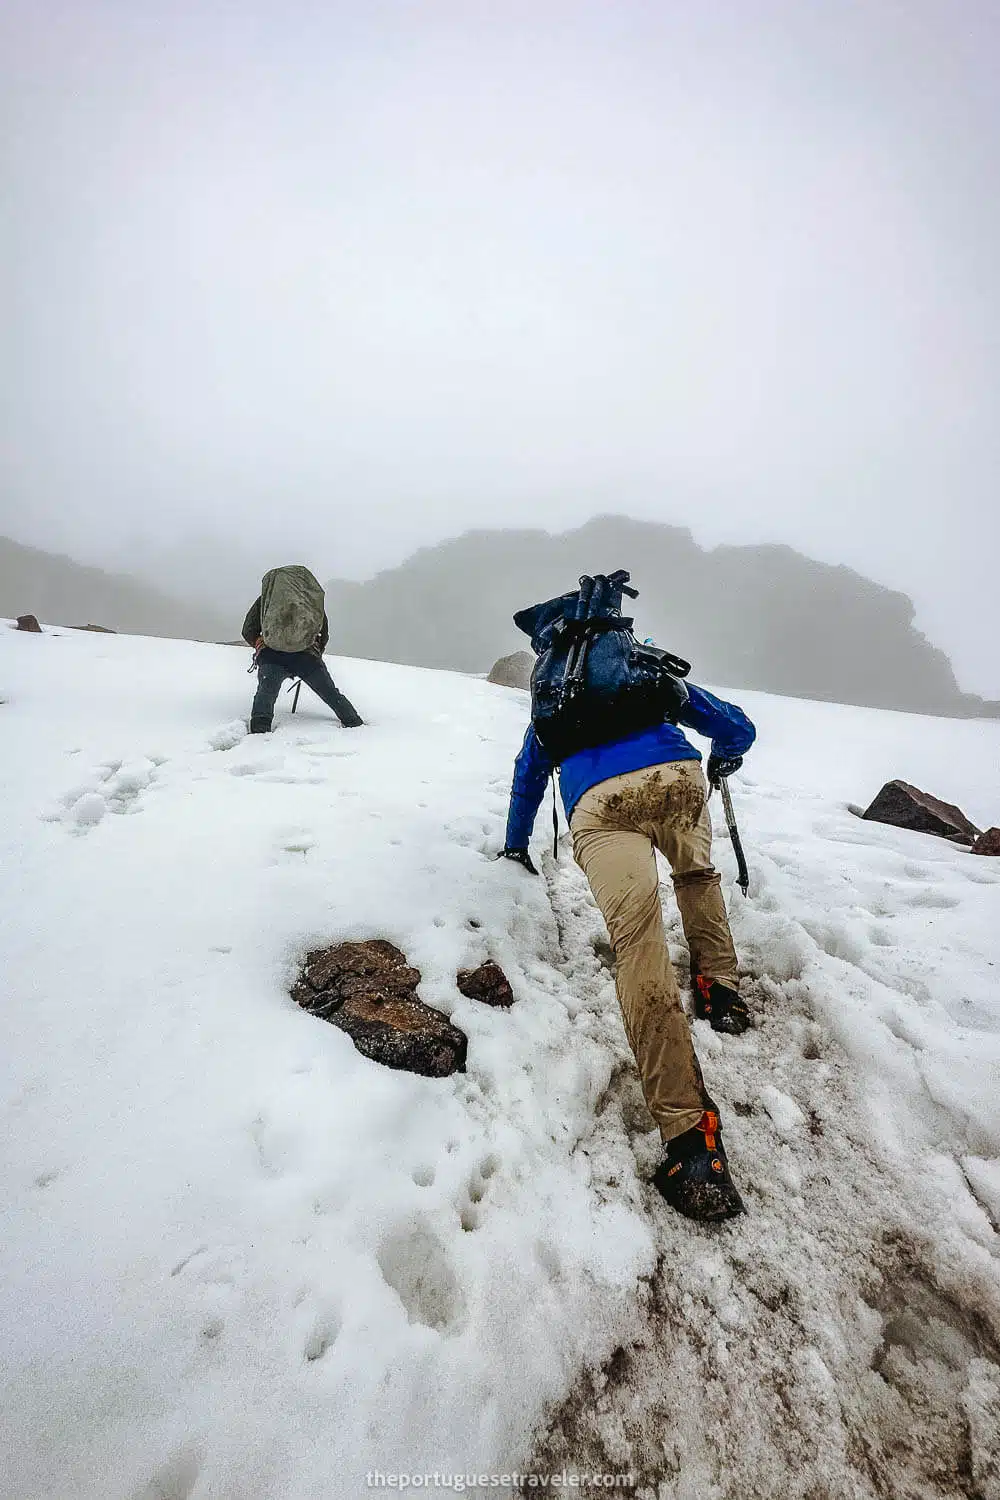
[250,661,286,727]
[572,804,706,1142]
[654,765,739,989]
[298,659,362,726]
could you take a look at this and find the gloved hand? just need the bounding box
[707,753,743,788]
[495,847,539,875]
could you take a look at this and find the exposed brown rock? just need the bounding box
[331,992,467,1076]
[456,960,515,1008]
[971,827,1000,857]
[71,623,116,633]
[298,939,421,998]
[487,651,533,690]
[861,781,981,846]
[16,614,42,632]
[292,939,467,1076]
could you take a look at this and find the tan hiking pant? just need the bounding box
[570,760,739,1142]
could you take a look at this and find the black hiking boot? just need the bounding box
[339,714,364,728]
[249,716,273,734]
[653,1109,746,1222]
[694,975,751,1035]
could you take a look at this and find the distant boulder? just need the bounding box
[292,939,467,1077]
[971,828,1000,857]
[487,651,533,690]
[861,781,980,846]
[15,614,42,632]
[71,624,117,633]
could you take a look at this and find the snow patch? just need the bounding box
[1,624,998,1498]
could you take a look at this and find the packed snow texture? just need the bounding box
[1,622,998,1500]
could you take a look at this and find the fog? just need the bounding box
[2,0,998,692]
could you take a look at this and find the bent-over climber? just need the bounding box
[242,565,363,734]
[498,571,755,1222]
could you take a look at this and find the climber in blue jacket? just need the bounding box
[501,678,757,1222]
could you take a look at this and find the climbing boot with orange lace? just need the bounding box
[652,1109,746,1222]
[693,975,751,1035]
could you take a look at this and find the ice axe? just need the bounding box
[715,778,750,896]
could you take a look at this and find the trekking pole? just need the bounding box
[717,779,750,897]
[287,680,302,713]
[561,576,595,701]
[551,771,559,858]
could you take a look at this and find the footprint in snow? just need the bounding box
[131,1447,203,1500]
[249,1113,301,1177]
[103,758,156,812]
[456,1158,496,1231]
[68,792,107,829]
[58,758,158,830]
[227,755,285,778]
[33,1166,65,1189]
[206,720,247,752]
[275,835,316,862]
[904,888,961,911]
[377,1223,464,1333]
[304,1311,342,1363]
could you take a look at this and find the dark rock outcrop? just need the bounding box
[16,614,42,632]
[456,960,515,1008]
[292,939,467,1076]
[487,651,533,690]
[861,781,981,846]
[971,828,1000,857]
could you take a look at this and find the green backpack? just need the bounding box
[259,566,326,653]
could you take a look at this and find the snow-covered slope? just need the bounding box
[1,624,998,1500]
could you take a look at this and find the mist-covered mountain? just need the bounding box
[5,523,995,718]
[0,537,231,641]
[322,516,998,718]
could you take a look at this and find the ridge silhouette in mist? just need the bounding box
[0,537,230,642]
[3,522,995,718]
[322,517,997,719]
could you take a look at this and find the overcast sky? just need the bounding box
[2,0,998,693]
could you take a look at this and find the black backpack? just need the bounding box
[513,571,691,763]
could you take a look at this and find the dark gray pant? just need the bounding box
[250,649,362,729]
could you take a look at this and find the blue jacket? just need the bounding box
[504,684,756,849]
